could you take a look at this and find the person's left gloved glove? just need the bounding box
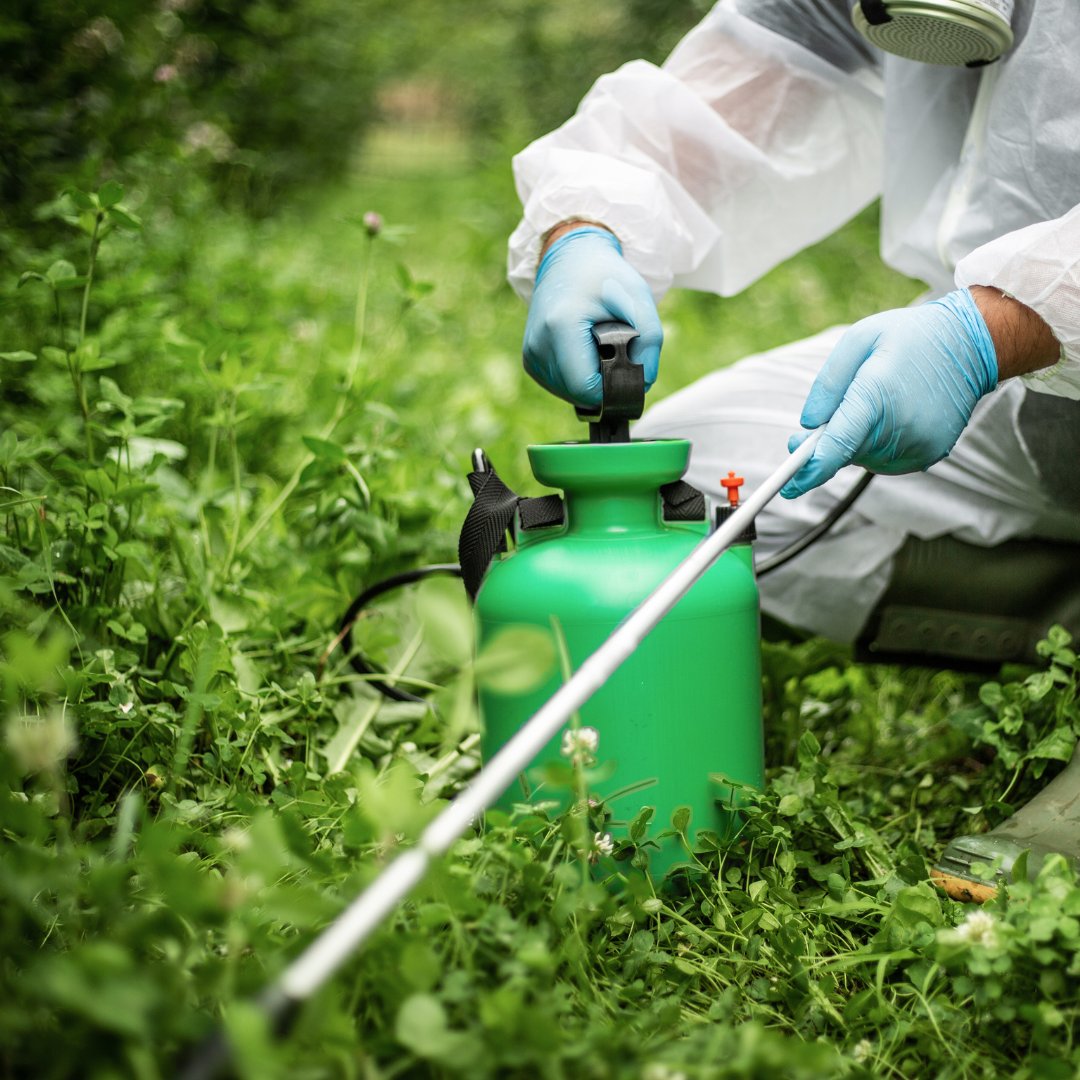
[781,288,998,499]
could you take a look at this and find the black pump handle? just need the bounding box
[575,321,645,443]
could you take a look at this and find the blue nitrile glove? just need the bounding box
[781,288,998,499]
[522,226,663,408]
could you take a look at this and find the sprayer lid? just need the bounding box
[528,439,690,494]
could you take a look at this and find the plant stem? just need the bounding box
[222,394,243,578]
[70,210,104,464]
[343,233,374,397]
[78,212,102,348]
[168,641,215,799]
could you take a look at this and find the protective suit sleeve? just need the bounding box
[508,0,884,302]
[955,202,1080,401]
[732,0,878,73]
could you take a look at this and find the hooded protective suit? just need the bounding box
[507,0,1080,641]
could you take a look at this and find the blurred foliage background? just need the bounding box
[0,0,706,219]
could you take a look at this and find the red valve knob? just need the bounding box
[720,471,744,507]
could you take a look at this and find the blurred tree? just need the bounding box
[0,0,410,218]
[393,0,707,158]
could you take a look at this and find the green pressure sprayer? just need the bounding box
[180,324,825,1078]
[464,323,763,874]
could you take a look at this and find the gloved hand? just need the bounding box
[522,226,663,407]
[781,288,998,499]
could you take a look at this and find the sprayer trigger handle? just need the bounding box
[576,321,645,443]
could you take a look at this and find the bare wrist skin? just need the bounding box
[969,285,1061,381]
[539,219,616,261]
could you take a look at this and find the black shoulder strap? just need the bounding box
[458,464,565,600]
[459,466,520,601]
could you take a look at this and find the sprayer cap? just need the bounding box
[715,503,757,544]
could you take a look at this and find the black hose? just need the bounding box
[338,564,462,703]
[756,471,874,577]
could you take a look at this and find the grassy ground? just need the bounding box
[1,138,1078,1080]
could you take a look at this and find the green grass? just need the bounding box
[1,141,1079,1080]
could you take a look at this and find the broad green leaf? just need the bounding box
[474,624,554,695]
[395,994,461,1061]
[106,620,147,644]
[797,730,821,763]
[81,354,122,372]
[0,351,35,363]
[629,805,655,842]
[65,187,96,211]
[1027,670,1056,701]
[1031,726,1077,763]
[76,343,122,372]
[107,205,143,230]
[221,1000,277,1080]
[46,259,77,284]
[98,180,124,207]
[83,468,116,498]
[302,435,347,462]
[416,576,472,667]
[399,940,442,992]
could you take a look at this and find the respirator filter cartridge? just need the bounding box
[852,0,1014,66]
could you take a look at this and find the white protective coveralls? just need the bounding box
[507,0,1080,642]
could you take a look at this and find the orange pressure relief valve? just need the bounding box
[714,470,756,546]
[721,471,744,507]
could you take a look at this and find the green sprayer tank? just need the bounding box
[467,323,764,876]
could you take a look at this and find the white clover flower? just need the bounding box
[853,1038,873,1063]
[290,318,319,343]
[182,121,235,163]
[221,827,252,853]
[74,16,123,56]
[594,832,614,858]
[118,701,134,715]
[951,909,1000,948]
[5,709,77,775]
[561,726,599,761]
[642,1065,687,1080]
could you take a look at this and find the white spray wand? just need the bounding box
[181,430,821,1078]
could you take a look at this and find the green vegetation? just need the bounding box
[3,7,1080,1078]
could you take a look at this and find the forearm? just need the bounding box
[969,286,1061,381]
[955,203,1080,399]
[539,220,615,262]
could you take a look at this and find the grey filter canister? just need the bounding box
[852,0,1014,66]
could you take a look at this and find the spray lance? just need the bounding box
[181,323,825,1078]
